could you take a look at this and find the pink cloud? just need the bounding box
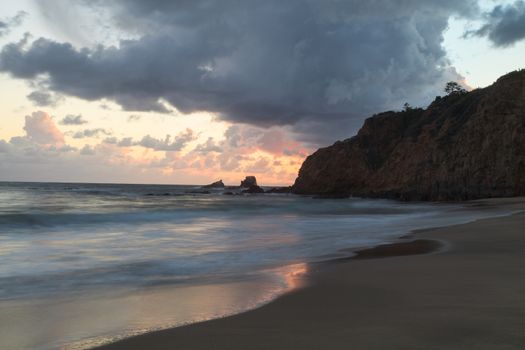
[2,110,308,185]
[23,111,64,146]
[244,157,271,174]
[256,128,308,157]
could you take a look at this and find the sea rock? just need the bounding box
[242,185,265,194]
[240,176,258,188]
[265,186,292,194]
[292,70,525,201]
[202,180,225,188]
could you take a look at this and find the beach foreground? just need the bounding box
[97,198,525,350]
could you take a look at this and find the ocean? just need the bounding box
[0,182,513,349]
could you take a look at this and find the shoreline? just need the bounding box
[95,197,525,350]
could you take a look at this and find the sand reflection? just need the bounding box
[0,263,309,350]
[273,262,309,291]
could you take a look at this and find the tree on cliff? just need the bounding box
[444,81,467,95]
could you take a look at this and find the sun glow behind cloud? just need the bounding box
[1,1,525,184]
[0,93,307,185]
[0,50,306,185]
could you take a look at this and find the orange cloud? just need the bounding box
[2,110,309,185]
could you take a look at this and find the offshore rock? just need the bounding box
[202,180,225,188]
[240,176,258,188]
[266,186,292,194]
[242,185,265,194]
[292,70,525,201]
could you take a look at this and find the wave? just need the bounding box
[0,210,204,228]
[0,182,515,304]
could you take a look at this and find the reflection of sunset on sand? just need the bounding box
[4,268,308,350]
[274,263,309,291]
[57,263,309,349]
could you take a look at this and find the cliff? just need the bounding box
[292,70,525,200]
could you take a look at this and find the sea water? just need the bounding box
[0,182,512,349]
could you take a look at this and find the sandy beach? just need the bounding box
[96,197,525,350]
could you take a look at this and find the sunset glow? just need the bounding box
[1,0,524,186]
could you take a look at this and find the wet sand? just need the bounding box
[96,198,525,350]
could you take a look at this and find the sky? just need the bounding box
[0,0,524,185]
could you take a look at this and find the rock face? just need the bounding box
[202,180,225,188]
[292,70,525,201]
[240,176,258,188]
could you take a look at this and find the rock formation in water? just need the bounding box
[202,180,225,188]
[242,185,265,194]
[292,70,525,201]
[240,176,258,188]
[266,186,292,194]
[240,176,264,193]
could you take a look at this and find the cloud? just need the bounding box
[80,145,96,155]
[0,11,27,37]
[210,124,308,157]
[244,157,271,174]
[0,1,479,144]
[0,139,9,153]
[0,111,75,165]
[103,128,196,151]
[56,144,78,152]
[26,89,63,107]
[0,136,167,184]
[60,114,88,125]
[183,123,310,177]
[72,128,112,139]
[23,111,64,146]
[224,125,242,148]
[256,128,306,157]
[127,114,142,122]
[1,112,303,185]
[194,137,222,154]
[103,136,133,147]
[138,129,196,151]
[116,137,133,147]
[464,1,525,47]
[217,153,245,172]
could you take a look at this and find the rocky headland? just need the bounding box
[292,70,525,200]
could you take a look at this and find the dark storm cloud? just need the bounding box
[464,1,525,47]
[0,1,479,144]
